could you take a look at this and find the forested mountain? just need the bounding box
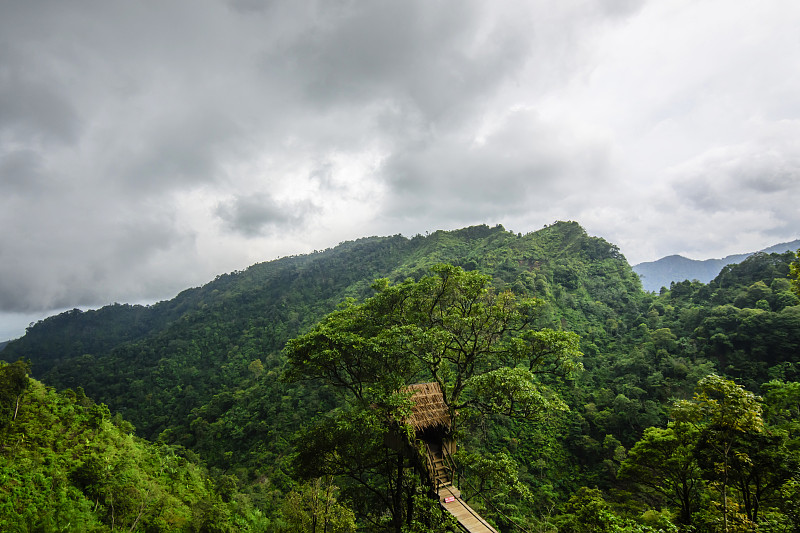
[0,361,271,531]
[633,239,800,292]
[4,222,641,441]
[2,221,799,532]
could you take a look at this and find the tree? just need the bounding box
[0,359,30,429]
[791,250,800,298]
[556,487,674,533]
[672,374,763,532]
[760,380,800,529]
[280,478,356,533]
[618,422,703,526]
[286,264,581,421]
[284,264,583,531]
[291,404,419,531]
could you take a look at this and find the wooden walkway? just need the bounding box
[427,445,498,533]
[437,485,498,533]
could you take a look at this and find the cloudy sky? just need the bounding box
[2,0,799,339]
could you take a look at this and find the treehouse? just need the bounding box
[388,382,499,533]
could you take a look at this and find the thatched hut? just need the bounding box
[385,381,454,451]
[404,382,451,433]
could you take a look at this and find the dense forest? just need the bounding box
[2,221,799,531]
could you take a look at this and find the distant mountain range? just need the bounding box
[633,239,800,292]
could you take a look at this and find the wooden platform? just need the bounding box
[437,486,498,533]
[406,384,498,533]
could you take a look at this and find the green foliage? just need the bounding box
[278,478,356,533]
[673,375,764,530]
[791,249,800,298]
[0,376,265,531]
[466,366,570,419]
[621,376,800,532]
[287,263,582,427]
[556,487,677,533]
[3,222,800,531]
[619,422,703,525]
[0,359,30,429]
[285,264,583,531]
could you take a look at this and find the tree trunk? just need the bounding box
[393,453,404,533]
[13,394,21,421]
[722,451,729,533]
[406,482,414,527]
[679,480,692,525]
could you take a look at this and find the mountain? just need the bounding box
[2,221,799,531]
[633,239,800,292]
[0,221,653,527]
[1,221,642,442]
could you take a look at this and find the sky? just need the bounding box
[2,0,800,340]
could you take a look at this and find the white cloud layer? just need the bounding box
[1,0,799,338]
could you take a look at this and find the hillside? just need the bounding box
[633,239,800,292]
[2,221,642,457]
[3,222,799,531]
[0,361,270,531]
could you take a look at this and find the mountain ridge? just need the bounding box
[633,239,800,292]
[2,220,799,530]
[1,221,641,442]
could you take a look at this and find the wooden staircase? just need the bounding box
[424,443,498,533]
[427,444,452,488]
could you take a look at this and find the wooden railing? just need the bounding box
[425,441,456,491]
[441,443,458,488]
[424,442,437,487]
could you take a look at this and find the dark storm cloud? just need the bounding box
[0,0,263,318]
[266,1,530,124]
[216,194,318,237]
[114,111,242,194]
[0,47,81,145]
[0,188,196,313]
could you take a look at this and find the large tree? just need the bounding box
[285,263,582,424]
[672,374,764,532]
[284,264,582,531]
[618,422,703,526]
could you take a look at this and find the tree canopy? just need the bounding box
[285,263,582,424]
[283,264,583,531]
[4,223,800,531]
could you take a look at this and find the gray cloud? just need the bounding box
[274,1,530,123]
[216,194,318,237]
[0,189,196,313]
[599,0,646,17]
[0,149,45,195]
[226,0,276,15]
[113,111,242,195]
[0,46,81,145]
[379,109,613,224]
[2,0,800,338]
[672,143,800,213]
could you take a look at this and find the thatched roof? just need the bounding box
[405,382,450,431]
